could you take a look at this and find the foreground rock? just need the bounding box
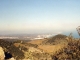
[6,57,16,60]
[0,47,5,60]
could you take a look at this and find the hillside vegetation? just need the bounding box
[0,34,80,60]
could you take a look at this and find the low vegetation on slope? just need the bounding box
[0,34,80,60]
[0,39,25,59]
[27,34,80,60]
[51,39,80,60]
[42,34,67,45]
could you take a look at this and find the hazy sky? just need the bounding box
[0,0,80,34]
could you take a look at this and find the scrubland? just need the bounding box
[0,34,80,60]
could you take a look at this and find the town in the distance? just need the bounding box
[0,33,53,40]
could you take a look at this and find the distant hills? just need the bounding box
[42,34,67,45]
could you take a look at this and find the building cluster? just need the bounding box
[0,34,52,40]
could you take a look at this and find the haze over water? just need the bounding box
[0,0,80,38]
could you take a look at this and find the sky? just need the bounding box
[0,0,80,36]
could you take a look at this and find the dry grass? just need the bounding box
[27,39,46,45]
[38,43,67,54]
[28,47,42,53]
[27,36,68,55]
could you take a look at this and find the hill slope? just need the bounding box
[42,34,67,45]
